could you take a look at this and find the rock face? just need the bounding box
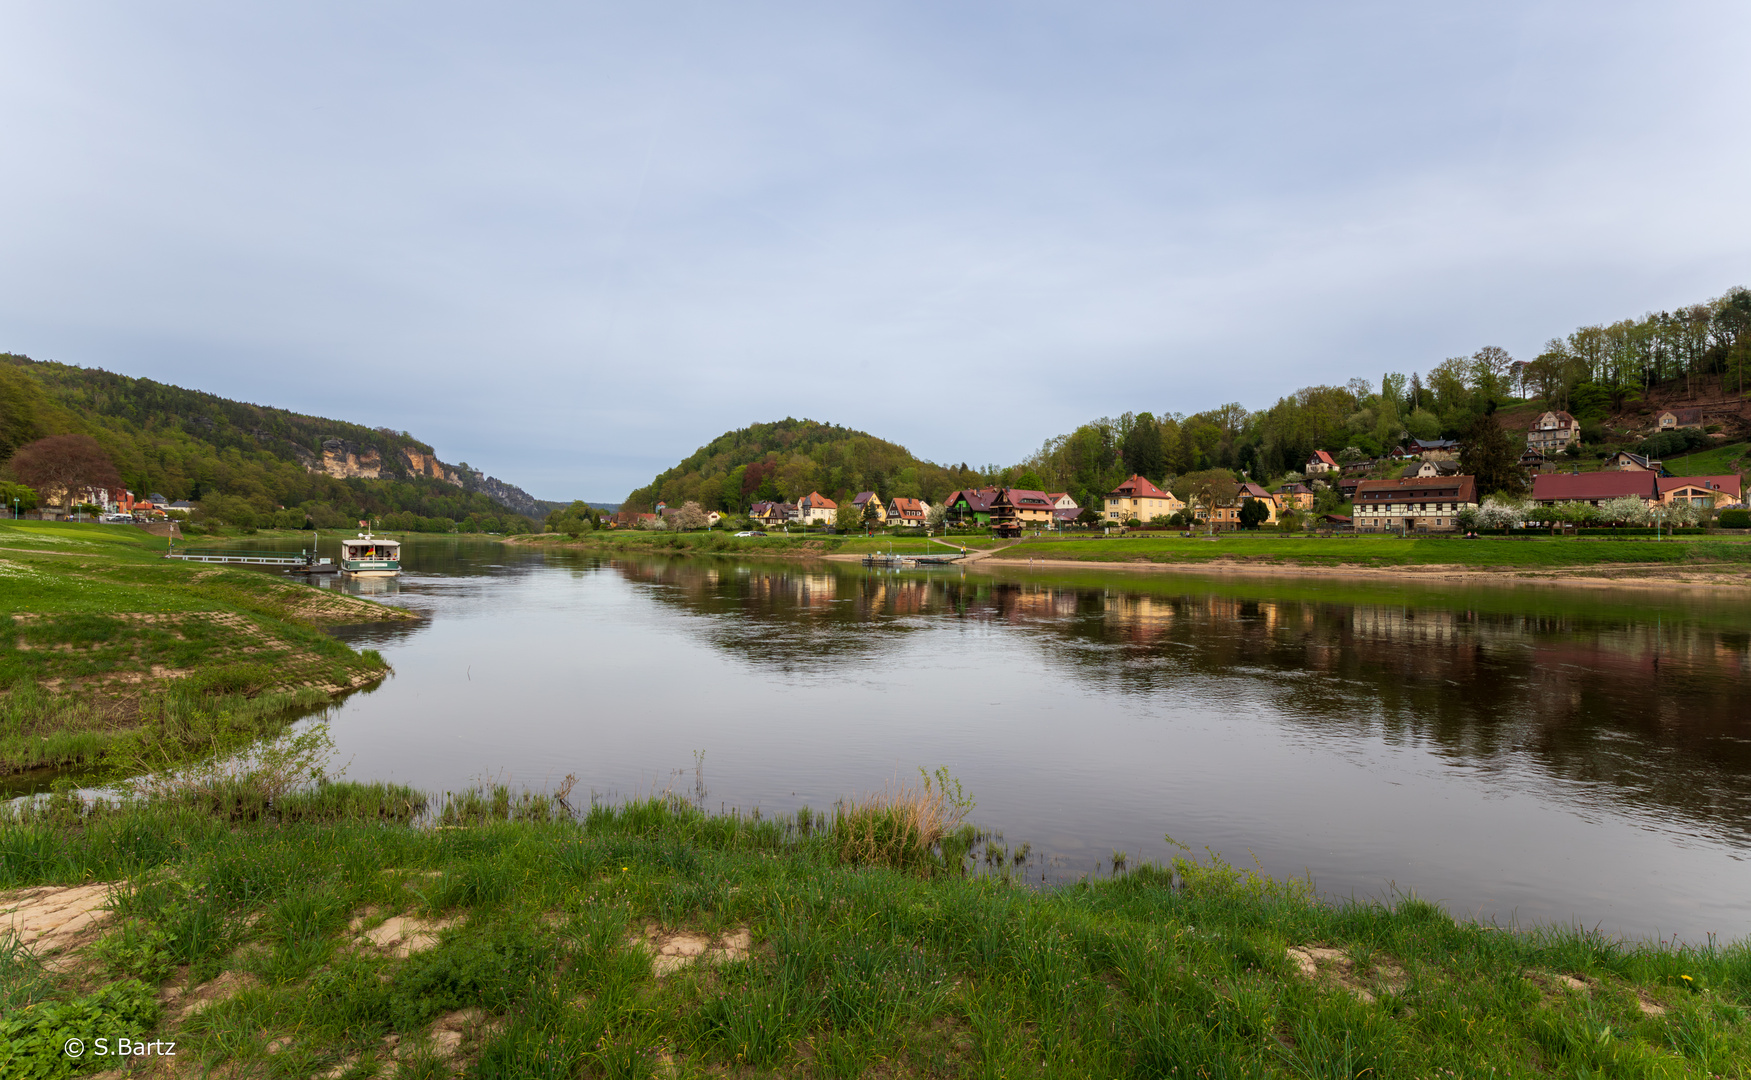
[320,439,383,479]
[303,436,544,518]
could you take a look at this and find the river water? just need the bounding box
[284,539,1751,940]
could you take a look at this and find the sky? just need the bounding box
[3,3,1748,502]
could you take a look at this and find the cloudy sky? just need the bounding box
[3,3,1747,501]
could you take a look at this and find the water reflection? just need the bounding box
[616,560,1751,845]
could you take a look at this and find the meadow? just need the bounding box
[0,521,409,782]
[2,773,1747,1079]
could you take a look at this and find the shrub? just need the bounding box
[1719,509,1751,529]
[831,767,973,874]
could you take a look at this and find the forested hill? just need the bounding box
[0,353,551,531]
[622,418,984,514]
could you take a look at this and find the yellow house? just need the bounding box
[850,491,887,524]
[1104,475,1184,523]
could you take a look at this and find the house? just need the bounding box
[1001,489,1057,525]
[1273,483,1315,511]
[1352,476,1479,532]
[1655,408,1704,432]
[796,492,837,526]
[1052,507,1082,526]
[1527,410,1581,453]
[850,491,887,525]
[1410,438,1461,461]
[1104,475,1183,523]
[1306,450,1338,475]
[1657,475,1742,509]
[1337,477,1362,501]
[1341,459,1374,477]
[1530,472,1660,507]
[1404,460,1461,479]
[1046,492,1079,512]
[1237,481,1279,524]
[1604,451,1666,475]
[886,497,930,527]
[942,488,999,526]
[749,501,795,528]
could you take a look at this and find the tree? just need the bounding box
[1180,469,1239,534]
[1121,413,1164,481]
[671,501,709,530]
[1238,498,1270,530]
[926,503,947,530]
[1457,413,1524,498]
[7,434,122,508]
[0,480,37,513]
[545,501,597,537]
[834,503,861,533]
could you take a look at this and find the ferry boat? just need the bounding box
[339,530,401,577]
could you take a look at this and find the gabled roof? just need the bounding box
[1274,483,1313,494]
[1411,437,1460,450]
[888,497,927,517]
[1005,489,1054,508]
[1109,474,1168,499]
[1533,410,1578,427]
[1531,472,1659,502]
[1309,449,1338,466]
[1659,475,1742,497]
[1237,481,1272,500]
[1354,476,1479,503]
[945,488,998,512]
[851,491,878,506]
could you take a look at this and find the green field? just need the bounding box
[2,783,1746,1079]
[988,533,1751,571]
[0,521,410,782]
[1662,441,1749,477]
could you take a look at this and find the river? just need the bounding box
[261,538,1751,940]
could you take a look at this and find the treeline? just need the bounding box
[1018,286,1751,508]
[623,418,986,514]
[0,355,535,533]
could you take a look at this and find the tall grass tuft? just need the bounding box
[830,767,973,874]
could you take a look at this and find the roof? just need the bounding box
[1109,474,1169,499]
[1411,438,1460,450]
[1052,508,1081,521]
[799,491,837,510]
[1237,482,1272,499]
[1531,472,1659,502]
[1402,461,1460,478]
[946,488,999,512]
[1309,450,1338,466]
[1274,482,1312,494]
[1659,475,1742,497]
[1004,489,1055,508]
[888,497,927,516]
[1354,475,1479,503]
[1533,410,1578,427]
[1661,407,1704,422]
[1606,451,1663,472]
[851,491,878,506]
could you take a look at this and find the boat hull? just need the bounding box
[341,560,401,577]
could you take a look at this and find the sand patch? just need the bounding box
[162,969,262,1022]
[353,912,458,957]
[0,882,116,969]
[1286,945,1407,1004]
[631,923,753,977]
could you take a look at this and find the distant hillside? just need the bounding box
[623,418,983,513]
[0,354,546,531]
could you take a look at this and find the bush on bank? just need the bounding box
[3,777,1749,1078]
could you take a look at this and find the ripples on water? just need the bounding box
[271,539,1751,939]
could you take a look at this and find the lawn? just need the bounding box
[2,781,1746,1079]
[987,533,1751,570]
[1662,441,1748,477]
[0,522,410,783]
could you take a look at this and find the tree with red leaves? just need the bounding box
[6,434,123,509]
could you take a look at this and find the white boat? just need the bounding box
[339,531,401,576]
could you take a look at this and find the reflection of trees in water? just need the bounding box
[613,558,1751,840]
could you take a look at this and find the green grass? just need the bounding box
[0,521,410,781]
[1662,441,1748,477]
[2,786,1747,1078]
[988,533,1751,571]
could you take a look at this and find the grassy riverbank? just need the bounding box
[987,533,1751,574]
[511,532,1006,558]
[3,782,1747,1078]
[0,521,413,783]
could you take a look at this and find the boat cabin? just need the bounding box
[339,532,402,576]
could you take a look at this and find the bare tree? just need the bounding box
[6,434,121,508]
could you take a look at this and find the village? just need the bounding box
[608,406,1747,539]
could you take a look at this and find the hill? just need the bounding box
[0,354,550,532]
[623,418,985,513]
